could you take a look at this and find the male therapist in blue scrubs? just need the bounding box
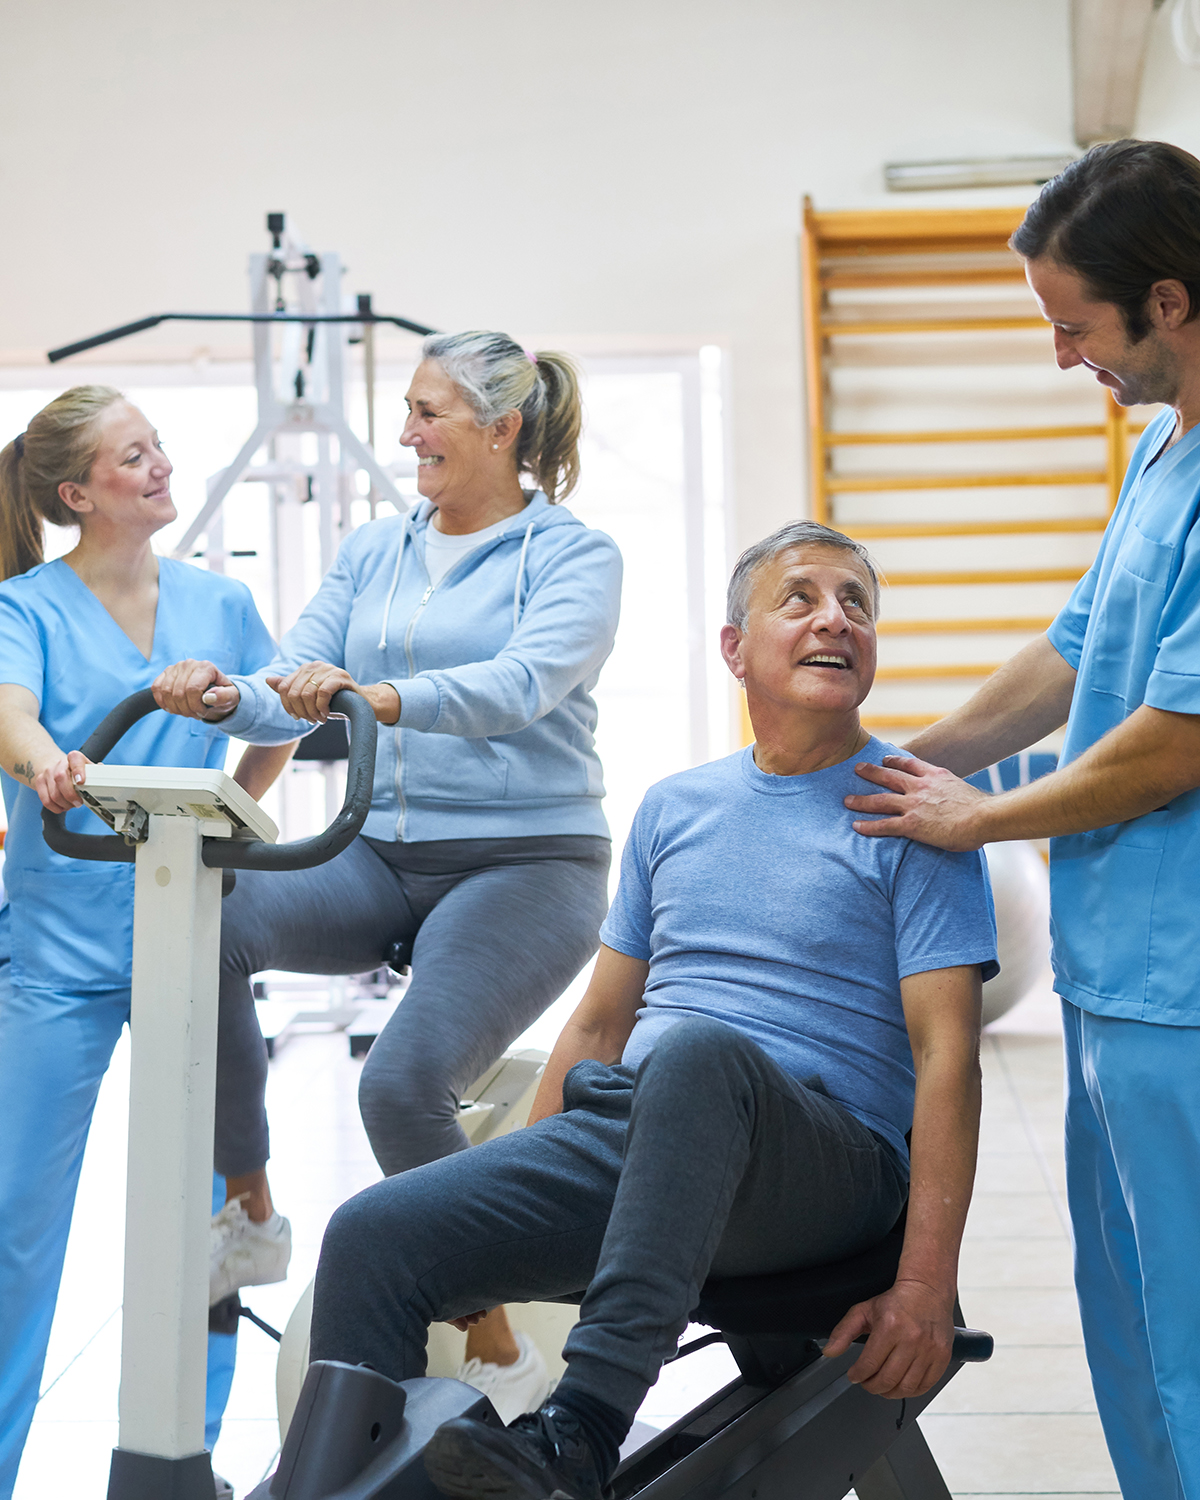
[845,139,1200,1498]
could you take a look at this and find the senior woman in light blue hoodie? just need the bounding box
[154,332,621,1419]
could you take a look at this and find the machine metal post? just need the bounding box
[112,814,223,1495]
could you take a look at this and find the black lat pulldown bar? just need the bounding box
[47,309,438,364]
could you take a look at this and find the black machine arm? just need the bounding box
[47,310,437,365]
[41,687,377,872]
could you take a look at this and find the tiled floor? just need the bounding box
[13,972,1119,1499]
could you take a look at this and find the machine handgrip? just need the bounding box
[41,688,162,863]
[204,689,376,871]
[42,686,378,873]
[951,1328,993,1363]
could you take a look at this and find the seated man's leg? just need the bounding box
[559,1015,908,1424]
[425,1018,909,1500]
[310,1070,629,1382]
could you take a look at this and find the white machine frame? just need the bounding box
[169,219,412,623]
[78,767,279,1497]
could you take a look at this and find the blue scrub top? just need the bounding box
[0,557,275,993]
[1047,408,1200,1024]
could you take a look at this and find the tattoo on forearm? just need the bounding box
[13,760,34,782]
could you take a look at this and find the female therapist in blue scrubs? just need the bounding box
[0,386,290,1497]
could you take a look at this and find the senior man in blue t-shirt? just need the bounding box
[309,520,998,1500]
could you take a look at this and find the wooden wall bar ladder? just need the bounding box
[799,199,1142,733]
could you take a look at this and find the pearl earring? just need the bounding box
[492,444,498,450]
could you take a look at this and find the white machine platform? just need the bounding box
[79,765,279,844]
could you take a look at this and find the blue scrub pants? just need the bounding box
[1063,1000,1200,1499]
[0,945,236,1498]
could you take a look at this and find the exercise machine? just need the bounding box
[249,1207,992,1500]
[42,685,378,1500]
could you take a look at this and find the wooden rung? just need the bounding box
[825,425,1106,446]
[841,518,1107,539]
[876,617,1052,635]
[884,567,1085,586]
[819,316,1046,336]
[827,470,1106,493]
[821,267,1028,289]
[875,663,1002,680]
[810,206,1026,242]
[861,714,942,727]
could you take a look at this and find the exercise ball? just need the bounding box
[980,841,1050,1026]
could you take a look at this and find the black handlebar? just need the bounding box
[41,687,377,872]
[951,1328,993,1363]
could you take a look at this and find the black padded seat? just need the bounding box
[695,1211,905,1340]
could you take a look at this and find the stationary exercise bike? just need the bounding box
[42,685,379,1500]
[252,1178,993,1500]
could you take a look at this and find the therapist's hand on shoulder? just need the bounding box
[844,754,989,851]
[268,661,401,726]
[32,750,92,813]
[153,659,242,721]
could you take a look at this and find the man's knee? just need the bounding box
[637,1014,766,1085]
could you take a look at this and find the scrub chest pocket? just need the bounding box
[1090,526,1176,708]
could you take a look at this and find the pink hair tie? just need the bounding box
[524,349,538,366]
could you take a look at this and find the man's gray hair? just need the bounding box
[726,521,881,629]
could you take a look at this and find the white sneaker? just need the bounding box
[455,1331,554,1424]
[213,1472,234,1498]
[209,1197,291,1307]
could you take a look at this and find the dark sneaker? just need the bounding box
[424,1401,608,1500]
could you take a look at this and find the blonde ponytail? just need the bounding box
[0,385,123,582]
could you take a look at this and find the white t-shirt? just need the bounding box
[422,514,514,587]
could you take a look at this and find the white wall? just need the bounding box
[1138,2,1200,148]
[0,0,1076,548]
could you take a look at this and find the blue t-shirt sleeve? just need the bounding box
[1145,512,1200,714]
[0,589,46,701]
[891,841,999,982]
[599,804,654,961]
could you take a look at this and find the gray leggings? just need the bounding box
[311,1017,908,1421]
[215,833,610,1178]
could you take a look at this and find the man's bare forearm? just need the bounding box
[526,1016,627,1126]
[966,701,1200,843]
[897,1047,981,1301]
[525,947,648,1126]
[895,965,982,1299]
[904,635,1076,777]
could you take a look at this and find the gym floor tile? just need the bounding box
[926,1346,1097,1415]
[963,1192,1067,1240]
[961,1276,1085,1348]
[957,1235,1075,1289]
[920,1412,1119,1494]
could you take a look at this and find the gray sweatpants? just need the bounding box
[311,1017,908,1421]
[214,833,610,1178]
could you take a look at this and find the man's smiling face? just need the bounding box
[723,544,878,717]
[1025,255,1181,409]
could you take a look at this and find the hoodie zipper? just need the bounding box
[393,580,435,836]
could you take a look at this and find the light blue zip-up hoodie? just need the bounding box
[221,492,622,842]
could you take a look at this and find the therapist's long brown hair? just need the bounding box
[0,385,124,581]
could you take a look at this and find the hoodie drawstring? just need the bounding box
[381,513,535,647]
[513,520,534,632]
[377,524,407,649]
